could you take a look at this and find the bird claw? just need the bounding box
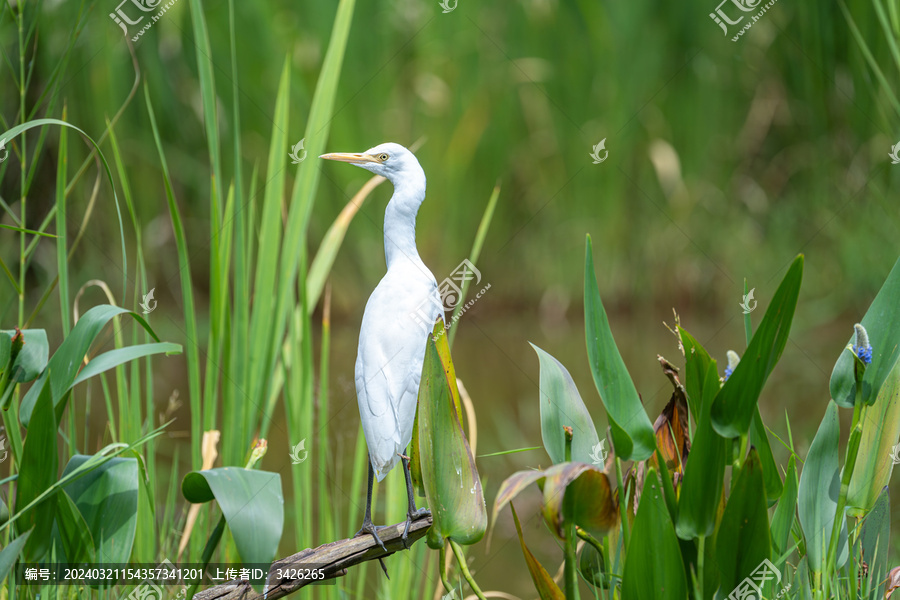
[401,508,431,548]
[355,521,387,552]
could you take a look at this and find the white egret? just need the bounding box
[320,143,443,549]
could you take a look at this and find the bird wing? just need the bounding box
[355,269,441,481]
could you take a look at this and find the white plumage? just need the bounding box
[320,142,441,548]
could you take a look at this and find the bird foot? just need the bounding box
[401,508,432,548]
[355,520,387,552]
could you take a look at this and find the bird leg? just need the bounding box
[401,449,430,549]
[354,461,387,551]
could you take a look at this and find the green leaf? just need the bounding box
[530,343,600,464]
[418,325,486,548]
[848,363,900,515]
[675,332,726,539]
[19,305,169,427]
[1,329,48,410]
[715,449,771,592]
[830,226,900,408]
[622,468,688,600]
[858,486,890,600]
[509,503,565,600]
[14,377,58,562]
[182,467,284,565]
[71,343,181,388]
[61,455,139,565]
[750,409,783,503]
[55,489,96,565]
[797,401,848,573]
[1,329,47,385]
[0,529,32,585]
[712,255,803,437]
[584,235,655,461]
[770,455,798,556]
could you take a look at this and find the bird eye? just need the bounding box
[378,153,389,161]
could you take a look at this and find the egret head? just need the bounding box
[320,142,424,189]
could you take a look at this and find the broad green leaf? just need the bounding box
[182,467,284,565]
[530,343,600,464]
[418,330,486,548]
[540,462,618,540]
[750,409,783,503]
[19,305,169,427]
[1,329,48,410]
[55,489,96,565]
[584,235,655,461]
[675,334,725,539]
[712,255,803,437]
[1,329,47,384]
[62,455,139,564]
[0,529,32,585]
[858,486,890,600]
[715,449,771,591]
[797,401,848,573]
[622,468,688,600]
[770,455,798,556]
[830,254,900,407]
[510,503,565,600]
[14,377,58,562]
[412,320,465,495]
[847,363,900,515]
[71,343,181,388]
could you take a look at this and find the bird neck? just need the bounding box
[384,176,426,270]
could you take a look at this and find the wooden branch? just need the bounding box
[193,514,432,600]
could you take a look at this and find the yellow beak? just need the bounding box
[319,152,378,164]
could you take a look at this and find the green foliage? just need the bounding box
[831,255,900,408]
[711,256,803,438]
[622,468,688,600]
[531,343,600,465]
[182,467,285,565]
[584,235,655,461]
[418,320,486,549]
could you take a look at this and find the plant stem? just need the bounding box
[824,393,867,596]
[563,427,580,600]
[186,514,226,600]
[449,539,487,600]
[697,534,705,600]
[440,543,453,594]
[615,457,630,550]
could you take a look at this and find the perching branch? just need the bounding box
[192,513,432,600]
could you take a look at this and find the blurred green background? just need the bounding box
[2,0,900,596]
